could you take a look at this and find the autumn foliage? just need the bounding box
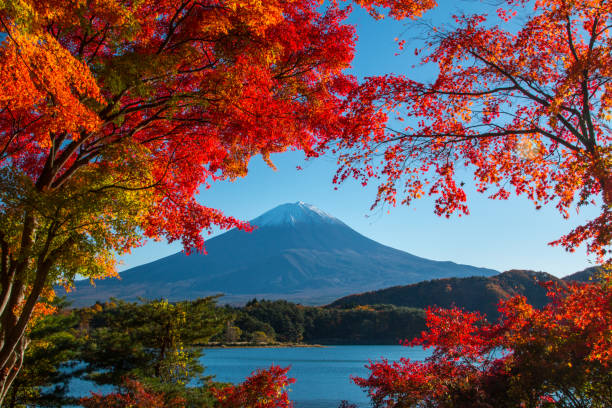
[1,0,611,404]
[345,1,612,400]
[354,274,612,407]
[343,0,612,405]
[211,365,295,408]
[336,0,612,261]
[0,0,376,401]
[81,366,294,408]
[352,0,437,20]
[80,378,186,408]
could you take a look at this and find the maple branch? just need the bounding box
[77,19,103,58]
[165,36,219,52]
[385,126,580,153]
[580,14,601,148]
[87,149,177,194]
[107,96,176,120]
[0,108,44,160]
[470,51,589,149]
[49,149,99,191]
[98,87,130,120]
[418,86,517,98]
[51,109,191,191]
[565,16,580,62]
[595,24,612,37]
[157,1,193,55]
[86,24,110,65]
[470,39,560,107]
[514,73,557,103]
[139,60,219,84]
[37,133,93,190]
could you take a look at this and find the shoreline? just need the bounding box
[202,342,326,349]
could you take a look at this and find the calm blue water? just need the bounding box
[201,346,428,408]
[69,346,428,407]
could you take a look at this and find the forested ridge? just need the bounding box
[329,269,588,320]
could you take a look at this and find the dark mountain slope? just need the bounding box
[65,202,497,306]
[562,266,603,282]
[328,270,562,319]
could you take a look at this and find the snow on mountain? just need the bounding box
[250,202,344,227]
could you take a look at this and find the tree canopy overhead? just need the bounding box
[332,0,611,261]
[340,1,612,405]
[0,0,366,258]
[0,0,376,401]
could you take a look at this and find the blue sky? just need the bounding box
[119,2,600,278]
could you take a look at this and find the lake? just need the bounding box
[201,345,428,408]
[68,345,428,407]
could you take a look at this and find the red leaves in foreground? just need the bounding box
[354,274,612,407]
[353,0,437,20]
[80,378,186,408]
[212,365,295,408]
[81,366,295,408]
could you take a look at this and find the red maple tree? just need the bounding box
[354,274,612,407]
[211,365,295,408]
[341,1,612,406]
[0,0,376,401]
[334,0,611,261]
[80,378,186,408]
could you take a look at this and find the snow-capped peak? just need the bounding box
[250,202,344,227]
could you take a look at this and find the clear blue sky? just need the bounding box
[119,3,600,278]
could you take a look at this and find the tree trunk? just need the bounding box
[0,335,28,404]
[0,221,72,405]
[7,379,18,408]
[591,149,612,207]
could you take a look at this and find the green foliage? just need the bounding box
[251,331,270,344]
[232,313,276,343]
[229,299,426,345]
[304,305,426,344]
[8,295,425,407]
[6,299,82,408]
[224,326,242,343]
[238,300,305,343]
[79,297,229,407]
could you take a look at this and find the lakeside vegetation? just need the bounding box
[13,270,612,408]
[12,267,607,406]
[223,299,426,345]
[7,295,426,407]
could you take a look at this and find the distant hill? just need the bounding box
[562,266,603,282]
[328,270,566,320]
[63,202,497,307]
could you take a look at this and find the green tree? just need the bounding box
[5,299,81,408]
[242,300,305,343]
[224,325,242,343]
[81,297,228,406]
[251,331,270,344]
[232,313,276,343]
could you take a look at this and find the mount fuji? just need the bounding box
[65,202,497,306]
